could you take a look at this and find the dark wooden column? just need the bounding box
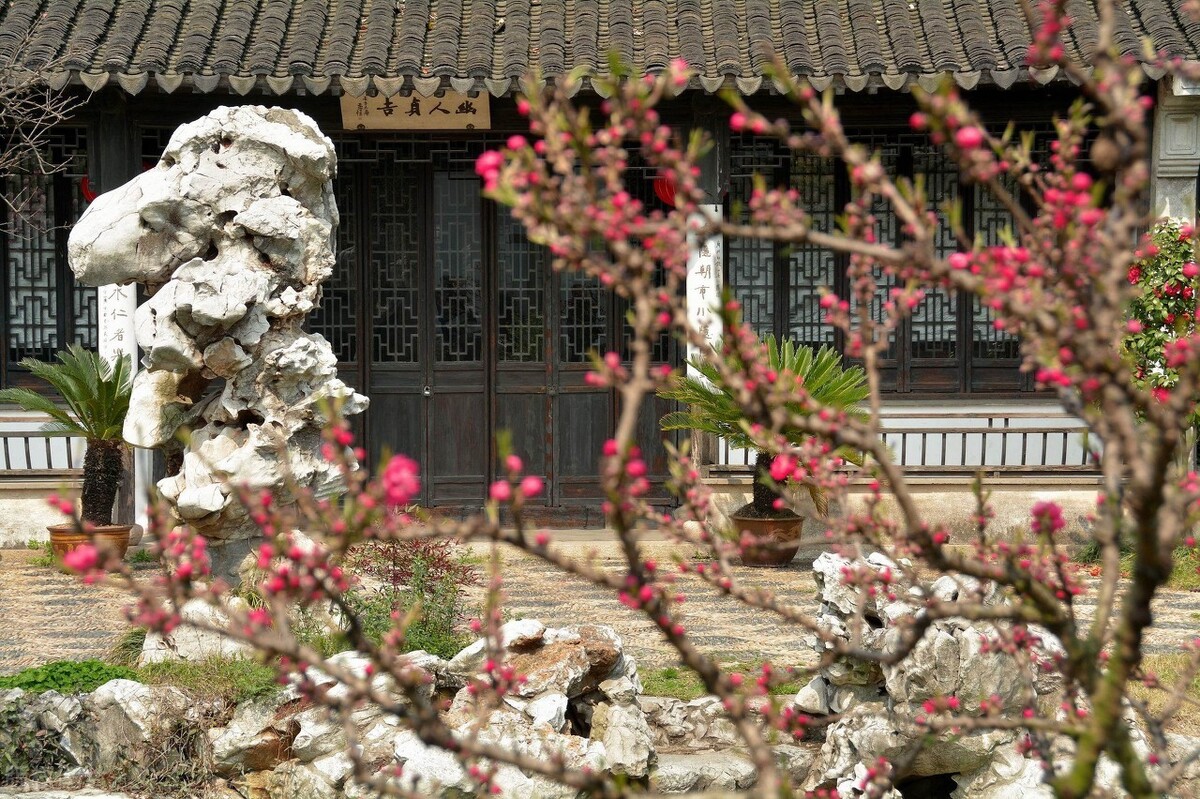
[88,91,139,525]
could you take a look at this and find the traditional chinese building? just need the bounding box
[3,1,1200,535]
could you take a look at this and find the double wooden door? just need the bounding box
[317,138,674,511]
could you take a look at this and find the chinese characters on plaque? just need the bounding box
[340,91,491,131]
[686,207,723,378]
[97,283,137,366]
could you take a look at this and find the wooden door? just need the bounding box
[426,171,488,503]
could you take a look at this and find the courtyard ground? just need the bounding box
[2,532,1200,676]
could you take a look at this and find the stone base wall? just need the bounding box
[704,473,1103,554]
[0,480,79,547]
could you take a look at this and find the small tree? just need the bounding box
[56,3,1200,798]
[660,333,868,517]
[0,29,86,229]
[0,345,132,525]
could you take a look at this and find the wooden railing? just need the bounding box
[0,417,84,479]
[713,410,1100,475]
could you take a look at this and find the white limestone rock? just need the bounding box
[525,691,569,731]
[793,675,830,715]
[650,751,758,793]
[951,741,1051,798]
[208,694,301,775]
[140,597,254,664]
[67,106,366,581]
[85,680,202,773]
[590,701,656,778]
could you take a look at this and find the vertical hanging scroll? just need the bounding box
[687,207,723,376]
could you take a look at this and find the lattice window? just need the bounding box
[497,209,546,362]
[969,132,1053,363]
[310,168,360,364]
[560,271,607,362]
[727,137,789,340]
[972,173,1022,360]
[433,172,483,363]
[854,139,901,357]
[725,125,1053,395]
[1,127,94,388]
[909,141,959,360]
[368,161,422,364]
[787,152,837,349]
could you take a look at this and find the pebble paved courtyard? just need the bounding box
[3,534,1200,676]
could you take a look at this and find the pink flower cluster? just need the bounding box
[382,454,420,508]
[1030,500,1066,536]
[488,454,544,503]
[256,533,350,605]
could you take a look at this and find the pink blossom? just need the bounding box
[520,475,544,498]
[382,454,420,508]
[506,454,524,473]
[490,481,512,502]
[954,126,984,150]
[63,543,98,574]
[769,454,796,482]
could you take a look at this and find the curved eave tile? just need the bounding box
[68,63,1151,98]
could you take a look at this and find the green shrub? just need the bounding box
[343,538,477,659]
[29,541,57,569]
[0,660,136,695]
[344,578,471,660]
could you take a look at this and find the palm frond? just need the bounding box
[1,345,132,442]
[658,335,871,462]
[0,387,82,433]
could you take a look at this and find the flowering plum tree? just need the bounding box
[54,2,1200,797]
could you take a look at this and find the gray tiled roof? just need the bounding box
[2,0,1198,98]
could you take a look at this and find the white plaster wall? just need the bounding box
[0,481,80,547]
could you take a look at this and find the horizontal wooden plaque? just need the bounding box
[340,91,491,131]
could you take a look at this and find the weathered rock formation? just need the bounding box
[797,553,1067,797]
[67,106,367,578]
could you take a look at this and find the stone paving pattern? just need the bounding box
[2,538,1199,675]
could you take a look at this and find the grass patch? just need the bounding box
[107,627,148,667]
[643,666,707,700]
[642,664,804,701]
[1114,547,1200,591]
[136,657,279,706]
[1167,548,1200,591]
[1128,653,1200,736]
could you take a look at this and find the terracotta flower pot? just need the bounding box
[730,514,805,566]
[47,522,133,565]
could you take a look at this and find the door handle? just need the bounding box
[423,385,432,397]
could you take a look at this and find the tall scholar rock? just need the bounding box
[68,106,367,578]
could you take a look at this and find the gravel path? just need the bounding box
[2,536,1198,676]
[0,550,133,674]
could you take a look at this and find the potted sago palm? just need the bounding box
[0,344,133,560]
[660,337,868,565]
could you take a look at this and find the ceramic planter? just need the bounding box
[47,522,133,564]
[730,514,805,566]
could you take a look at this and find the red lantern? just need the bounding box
[652,174,676,207]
